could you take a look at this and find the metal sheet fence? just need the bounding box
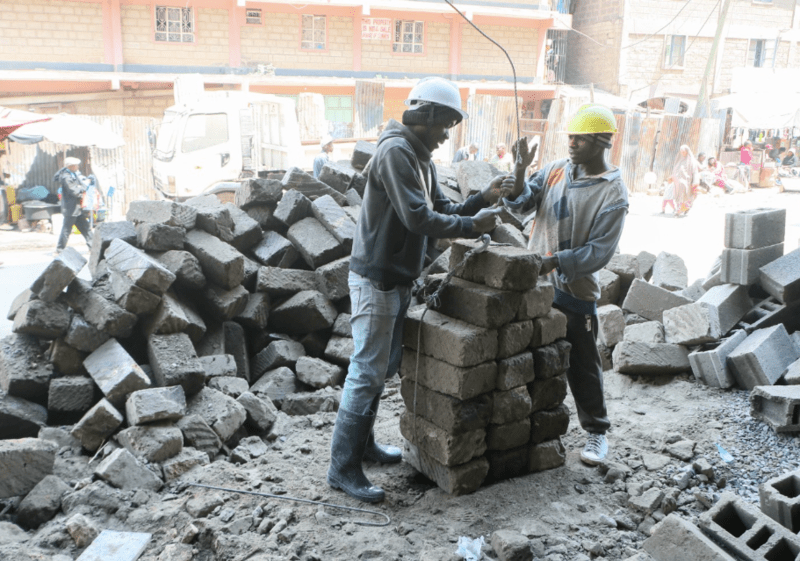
[354,81,384,138]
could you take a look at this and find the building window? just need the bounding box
[301,15,326,50]
[155,6,194,43]
[747,39,774,67]
[245,9,262,25]
[324,96,353,123]
[393,20,424,54]
[663,35,686,68]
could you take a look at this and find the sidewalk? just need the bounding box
[0,227,89,253]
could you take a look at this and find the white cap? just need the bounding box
[64,157,81,166]
[320,135,333,149]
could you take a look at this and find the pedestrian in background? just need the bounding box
[671,144,700,217]
[313,136,334,178]
[490,142,514,172]
[54,156,92,254]
[452,142,478,164]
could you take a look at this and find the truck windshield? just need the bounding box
[181,113,229,153]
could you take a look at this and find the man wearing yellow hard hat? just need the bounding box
[501,103,628,466]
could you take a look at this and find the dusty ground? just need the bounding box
[1,188,799,560]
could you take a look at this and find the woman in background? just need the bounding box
[671,145,700,217]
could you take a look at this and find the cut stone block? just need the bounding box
[597,304,625,347]
[643,514,733,561]
[126,386,186,425]
[281,167,347,205]
[404,441,489,496]
[221,203,262,251]
[198,354,237,380]
[622,278,693,322]
[637,251,657,280]
[400,411,486,467]
[12,299,70,340]
[530,403,570,444]
[48,376,94,416]
[135,222,185,251]
[234,292,269,331]
[0,333,53,404]
[431,275,522,329]
[490,223,527,249]
[399,349,496,400]
[31,247,86,302]
[251,231,298,268]
[16,474,72,529]
[7,288,34,321]
[400,377,492,434]
[70,398,123,452]
[117,423,183,463]
[221,323,248,384]
[323,335,353,366]
[532,340,571,379]
[528,373,567,412]
[311,194,355,252]
[728,324,798,390]
[492,386,533,425]
[750,386,800,433]
[351,140,376,171]
[273,189,312,227]
[0,438,57,499]
[155,250,206,291]
[104,238,176,295]
[208,376,249,397]
[65,278,137,339]
[455,160,500,198]
[184,194,233,237]
[0,393,47,439]
[252,340,306,380]
[496,351,535,391]
[724,207,786,250]
[663,302,722,346]
[721,243,784,286]
[84,339,150,404]
[281,386,340,416]
[186,387,247,442]
[319,161,365,194]
[606,253,641,295]
[109,268,161,316]
[202,284,249,321]
[759,468,800,533]
[651,251,688,291]
[148,333,205,396]
[688,330,748,389]
[49,337,86,377]
[95,448,162,492]
[528,438,566,472]
[236,177,284,210]
[256,266,317,297]
[161,447,210,481]
[87,220,137,278]
[597,269,621,307]
[677,278,707,302]
[404,307,498,368]
[268,290,337,334]
[759,248,800,305]
[450,239,541,291]
[287,217,345,269]
[697,284,752,334]
[497,321,534,359]
[184,229,244,290]
[487,419,531,451]
[142,291,191,338]
[516,281,554,321]
[315,256,351,302]
[236,391,277,433]
[65,314,110,353]
[487,445,529,481]
[295,356,345,389]
[250,367,299,408]
[176,414,222,460]
[127,199,196,229]
[612,341,690,375]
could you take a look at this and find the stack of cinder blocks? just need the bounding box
[400,239,572,495]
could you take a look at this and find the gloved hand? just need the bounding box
[471,207,501,233]
[481,174,509,204]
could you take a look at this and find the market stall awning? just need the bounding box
[712,92,800,130]
[10,113,125,149]
[0,107,51,141]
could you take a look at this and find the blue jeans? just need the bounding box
[339,271,412,416]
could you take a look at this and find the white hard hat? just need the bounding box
[65,157,81,166]
[405,77,468,121]
[320,135,333,149]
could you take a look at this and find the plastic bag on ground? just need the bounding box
[456,535,485,560]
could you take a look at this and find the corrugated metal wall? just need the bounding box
[354,81,384,138]
[296,93,326,142]
[459,94,522,165]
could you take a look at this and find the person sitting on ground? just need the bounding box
[696,152,707,167]
[707,157,732,194]
[767,145,779,161]
[499,103,628,467]
[671,145,700,217]
[452,142,479,164]
[54,157,92,254]
[781,150,797,168]
[490,142,514,173]
[313,136,334,178]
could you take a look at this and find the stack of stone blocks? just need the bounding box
[399,239,572,495]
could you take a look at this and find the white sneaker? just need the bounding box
[580,434,608,466]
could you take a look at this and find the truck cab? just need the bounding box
[152,91,301,199]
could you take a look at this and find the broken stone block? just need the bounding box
[528,373,568,412]
[643,514,732,561]
[405,307,498,368]
[282,386,340,415]
[759,468,800,533]
[236,391,277,433]
[230,435,268,464]
[7,287,35,322]
[222,320,250,382]
[155,250,206,291]
[127,199,196,229]
[87,220,137,278]
[65,278,137,339]
[400,377,491,434]
[252,340,306,380]
[315,256,351,302]
[268,290,337,334]
[688,330,747,389]
[0,393,47,439]
[323,335,353,366]
[104,238,176,295]
[65,513,99,547]
[721,243,784,286]
[597,269,621,307]
[532,340,571,380]
[516,281,554,321]
[161,447,210,481]
[400,411,486,467]
[0,438,57,498]
[490,223,527,249]
[623,321,665,344]
[31,247,86,302]
[430,275,522,330]
[332,313,351,336]
[135,222,184,252]
[677,278,706,301]
[273,189,312,227]
[287,217,345,269]
[185,194,234,237]
[725,207,786,250]
[252,230,298,269]
[117,423,183,463]
[487,419,531,451]
[12,299,70,340]
[48,376,94,419]
[49,337,86,376]
[250,367,299,408]
[206,378,247,401]
[496,352,535,391]
[528,437,566,472]
[203,284,249,321]
[220,203,262,251]
[109,268,161,316]
[350,140,376,171]
[450,239,541,292]
[404,441,488,496]
[142,292,191,338]
[70,398,123,452]
[491,529,533,561]
[84,338,150,404]
[663,302,721,346]
[256,266,317,297]
[606,254,641,296]
[197,354,237,380]
[148,333,205,396]
[455,160,499,198]
[750,386,800,433]
[184,229,244,290]
[728,324,798,389]
[311,194,356,252]
[236,177,284,209]
[785,358,800,385]
[759,248,800,305]
[234,292,269,331]
[319,161,363,194]
[186,387,246,442]
[597,304,625,347]
[16,474,71,529]
[176,414,222,461]
[281,167,347,205]
[295,356,345,389]
[126,385,186,425]
[0,333,53,404]
[612,342,690,375]
[697,283,752,334]
[530,403,570,444]
[636,251,657,281]
[94,448,163,491]
[651,252,688,291]
[622,278,693,322]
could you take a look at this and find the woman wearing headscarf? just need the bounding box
[671,145,700,217]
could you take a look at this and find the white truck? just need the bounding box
[152,91,303,200]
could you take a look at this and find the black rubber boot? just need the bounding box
[327,407,385,503]
[363,396,402,464]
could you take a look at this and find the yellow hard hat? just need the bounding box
[565,104,617,135]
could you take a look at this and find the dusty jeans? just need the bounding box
[339,271,412,416]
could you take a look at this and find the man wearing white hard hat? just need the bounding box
[313,135,334,178]
[54,156,92,253]
[327,77,504,503]
[501,104,628,467]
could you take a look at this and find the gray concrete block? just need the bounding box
[532,340,571,379]
[785,357,800,385]
[612,341,690,375]
[622,278,693,322]
[724,207,786,250]
[643,514,733,561]
[530,403,570,444]
[256,266,317,297]
[721,243,784,286]
[155,250,206,291]
[48,376,95,415]
[269,290,337,334]
[281,167,347,205]
[184,194,234,237]
[450,239,541,292]
[404,441,488,496]
[490,223,527,248]
[530,308,567,348]
[728,324,799,389]
[319,161,363,194]
[250,367,300,408]
[750,385,800,433]
[286,216,345,269]
[203,284,249,321]
[281,386,340,416]
[759,468,800,533]
[147,333,205,396]
[220,203,262,251]
[236,177,284,209]
[516,281,554,321]
[0,393,47,439]
[527,373,567,412]
[689,330,747,389]
[0,438,57,499]
[161,447,210,481]
[598,304,625,347]
[126,385,186,425]
[109,268,161,316]
[597,269,621,307]
[70,398,123,452]
[663,302,722,346]
[351,140,376,171]
[236,391,277,433]
[87,221,137,279]
[186,387,246,442]
[311,194,356,252]
[315,256,351,302]
[135,222,185,251]
[16,474,71,529]
[400,376,491,434]
[759,248,800,305]
[184,229,244,290]
[295,356,345,389]
[65,278,137,339]
[697,284,752,335]
[400,411,486,467]
[273,188,312,227]
[432,274,522,329]
[251,230,298,268]
[94,448,163,491]
[127,199,196,228]
[31,247,86,302]
[104,238,176,295]
[623,321,665,344]
[651,251,688,291]
[117,423,183,463]
[404,306,498,368]
[84,339,150,404]
[12,299,70,340]
[176,414,221,460]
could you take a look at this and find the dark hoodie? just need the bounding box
[54,167,85,217]
[349,124,488,286]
